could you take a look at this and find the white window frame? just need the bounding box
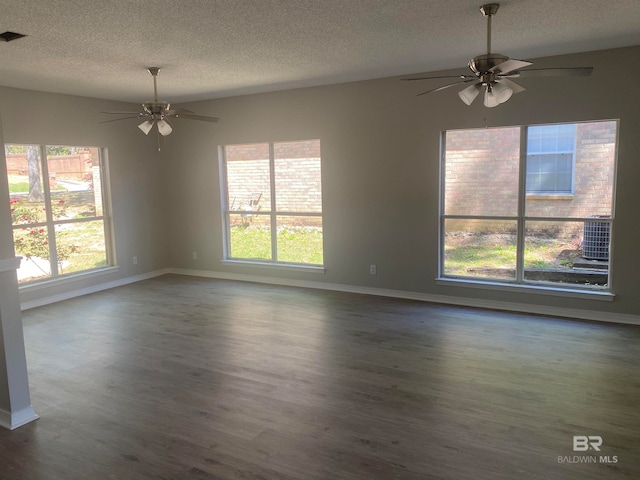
[219,140,324,268]
[438,120,618,295]
[6,144,115,284]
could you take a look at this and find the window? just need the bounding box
[440,121,617,290]
[5,144,112,283]
[220,140,323,266]
[526,124,576,194]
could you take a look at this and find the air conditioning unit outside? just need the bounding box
[583,216,610,260]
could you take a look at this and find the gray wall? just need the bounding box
[0,46,638,317]
[163,46,640,316]
[0,87,169,304]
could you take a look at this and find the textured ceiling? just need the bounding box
[1,0,639,104]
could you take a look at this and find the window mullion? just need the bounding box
[516,127,528,283]
[219,146,232,259]
[96,148,113,268]
[39,146,59,277]
[439,133,447,279]
[269,143,278,261]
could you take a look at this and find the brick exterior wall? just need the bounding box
[445,127,520,217]
[526,121,616,218]
[444,122,616,234]
[224,140,322,227]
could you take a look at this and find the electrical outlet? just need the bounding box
[132,256,138,265]
[192,251,198,260]
[369,264,377,275]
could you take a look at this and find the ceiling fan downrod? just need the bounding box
[480,3,499,55]
[148,67,160,102]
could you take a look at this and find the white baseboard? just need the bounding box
[0,405,39,430]
[20,268,172,311]
[169,268,640,326]
[18,266,640,325]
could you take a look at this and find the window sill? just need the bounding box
[222,259,325,273]
[436,277,614,301]
[526,193,574,200]
[18,266,120,293]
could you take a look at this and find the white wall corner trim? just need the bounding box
[0,257,21,273]
[20,268,172,311]
[169,268,640,326]
[0,405,39,430]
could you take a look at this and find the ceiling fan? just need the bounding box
[403,3,593,107]
[101,67,220,149]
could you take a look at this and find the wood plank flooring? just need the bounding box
[1,274,639,479]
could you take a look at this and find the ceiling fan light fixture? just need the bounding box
[458,83,482,105]
[484,93,498,108]
[484,86,499,108]
[492,81,513,103]
[483,82,512,107]
[138,120,154,135]
[157,119,173,136]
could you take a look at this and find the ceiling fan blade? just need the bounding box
[402,74,475,82]
[489,59,533,74]
[507,67,594,77]
[497,77,526,94]
[101,111,144,115]
[165,108,195,115]
[168,113,220,122]
[418,79,477,96]
[99,116,143,124]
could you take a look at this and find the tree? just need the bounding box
[26,146,43,202]
[45,146,73,156]
[5,144,26,154]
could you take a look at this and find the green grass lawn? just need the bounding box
[445,243,518,275]
[444,233,580,277]
[9,181,31,193]
[56,220,108,274]
[8,174,65,193]
[230,225,323,265]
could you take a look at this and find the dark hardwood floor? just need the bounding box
[1,274,639,479]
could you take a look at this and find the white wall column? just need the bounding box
[0,114,38,429]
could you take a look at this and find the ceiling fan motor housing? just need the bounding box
[468,53,509,75]
[142,101,170,116]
